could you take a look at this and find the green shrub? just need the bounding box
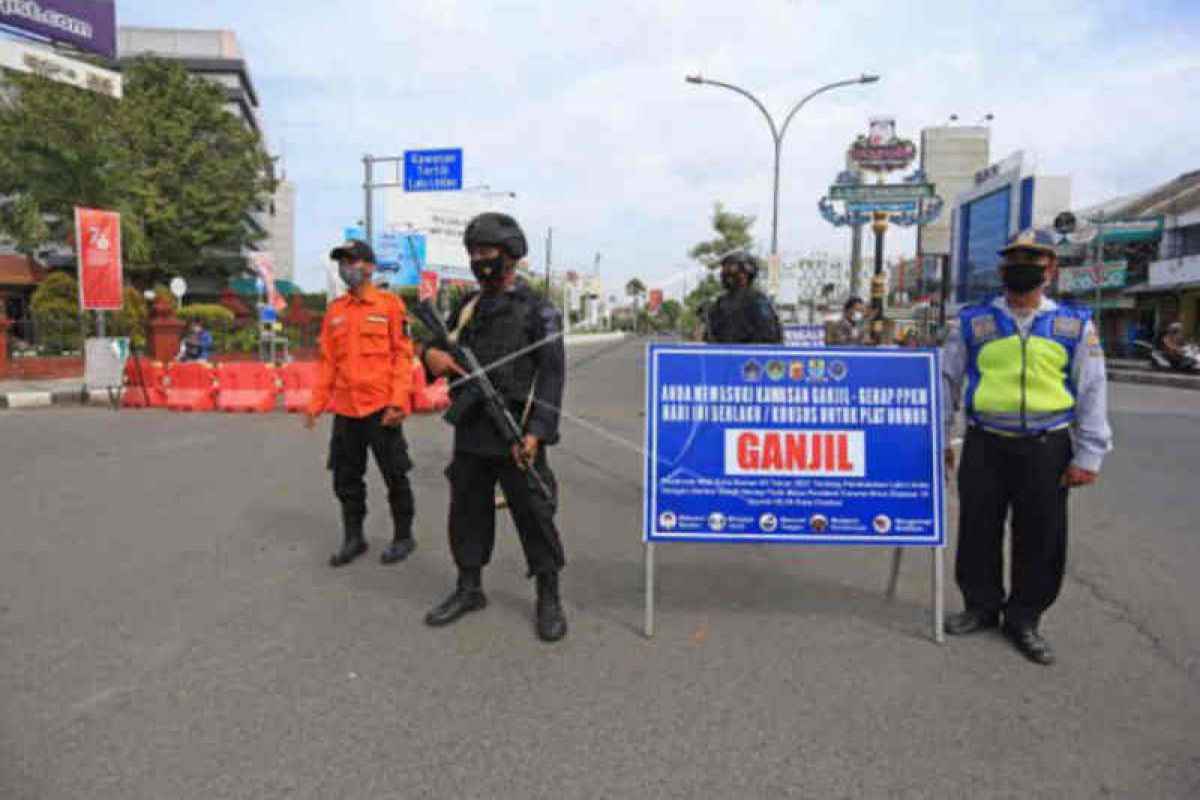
[30,273,82,354]
[113,286,148,349]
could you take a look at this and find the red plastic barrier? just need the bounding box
[280,361,319,413]
[165,362,217,412]
[216,362,278,413]
[121,357,167,408]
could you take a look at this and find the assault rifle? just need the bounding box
[409,299,553,501]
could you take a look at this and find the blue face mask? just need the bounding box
[339,263,366,289]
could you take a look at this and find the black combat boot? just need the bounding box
[534,571,567,642]
[380,532,416,564]
[329,519,368,568]
[425,569,487,626]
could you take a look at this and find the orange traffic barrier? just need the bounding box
[216,362,278,413]
[280,361,319,413]
[165,361,217,412]
[121,357,167,408]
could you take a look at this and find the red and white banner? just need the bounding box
[75,207,123,310]
[418,270,439,302]
[249,252,286,312]
[648,288,664,313]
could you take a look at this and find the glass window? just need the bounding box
[962,188,1010,302]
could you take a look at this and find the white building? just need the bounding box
[918,125,990,296]
[949,151,1071,303]
[382,187,517,281]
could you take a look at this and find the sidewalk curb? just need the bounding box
[1108,369,1200,391]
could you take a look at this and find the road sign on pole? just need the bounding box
[403,149,463,192]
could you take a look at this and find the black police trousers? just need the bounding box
[328,411,415,538]
[956,427,1072,625]
[446,449,564,577]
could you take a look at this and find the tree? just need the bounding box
[657,299,683,332]
[0,58,275,286]
[29,272,81,354]
[625,278,646,307]
[688,202,756,267]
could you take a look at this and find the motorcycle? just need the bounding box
[1135,339,1200,374]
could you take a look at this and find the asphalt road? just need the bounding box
[2,340,1198,799]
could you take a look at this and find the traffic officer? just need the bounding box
[702,249,784,344]
[305,239,418,568]
[942,228,1112,665]
[419,212,568,642]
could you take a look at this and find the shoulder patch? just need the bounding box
[970,315,997,343]
[329,316,346,327]
[1053,316,1083,340]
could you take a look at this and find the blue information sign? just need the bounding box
[404,148,463,192]
[783,325,826,347]
[644,345,944,547]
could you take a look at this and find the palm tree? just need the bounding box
[625,278,646,308]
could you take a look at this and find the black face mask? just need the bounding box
[1001,263,1045,293]
[471,255,506,284]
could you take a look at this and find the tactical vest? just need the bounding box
[960,302,1090,435]
[706,289,781,344]
[457,290,538,406]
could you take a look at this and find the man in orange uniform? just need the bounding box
[305,239,417,567]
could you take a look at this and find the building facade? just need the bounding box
[949,151,1071,304]
[917,125,990,301]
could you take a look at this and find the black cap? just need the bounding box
[329,238,376,263]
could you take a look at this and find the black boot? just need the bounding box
[329,521,368,568]
[425,569,487,627]
[380,535,416,564]
[534,572,567,642]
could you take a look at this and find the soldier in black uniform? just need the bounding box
[702,249,784,344]
[419,212,568,642]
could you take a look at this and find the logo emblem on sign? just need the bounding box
[658,511,677,531]
[873,514,893,534]
[766,359,786,381]
[707,512,727,532]
[759,513,778,533]
[789,360,805,381]
[809,514,829,533]
[742,361,763,382]
[828,360,848,381]
[808,359,826,380]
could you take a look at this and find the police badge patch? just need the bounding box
[1053,316,1083,339]
[970,315,997,343]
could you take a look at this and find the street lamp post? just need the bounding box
[685,72,879,294]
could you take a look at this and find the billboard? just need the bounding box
[0,0,116,58]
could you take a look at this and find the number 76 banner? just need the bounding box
[75,207,123,311]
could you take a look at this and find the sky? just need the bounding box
[113,0,1200,296]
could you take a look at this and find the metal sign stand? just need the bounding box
[643,541,943,643]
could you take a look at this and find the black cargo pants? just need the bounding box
[446,449,564,577]
[328,410,415,538]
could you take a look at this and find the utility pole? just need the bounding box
[363,154,374,244]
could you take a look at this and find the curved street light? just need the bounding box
[685,73,880,274]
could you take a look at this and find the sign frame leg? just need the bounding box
[644,541,656,638]
[933,545,945,644]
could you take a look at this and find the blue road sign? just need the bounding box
[404,148,463,192]
[783,325,826,347]
[644,344,944,546]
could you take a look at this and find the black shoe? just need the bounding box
[944,608,1000,636]
[534,572,568,642]
[380,537,416,564]
[425,578,488,627]
[1003,622,1055,666]
[328,536,368,568]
